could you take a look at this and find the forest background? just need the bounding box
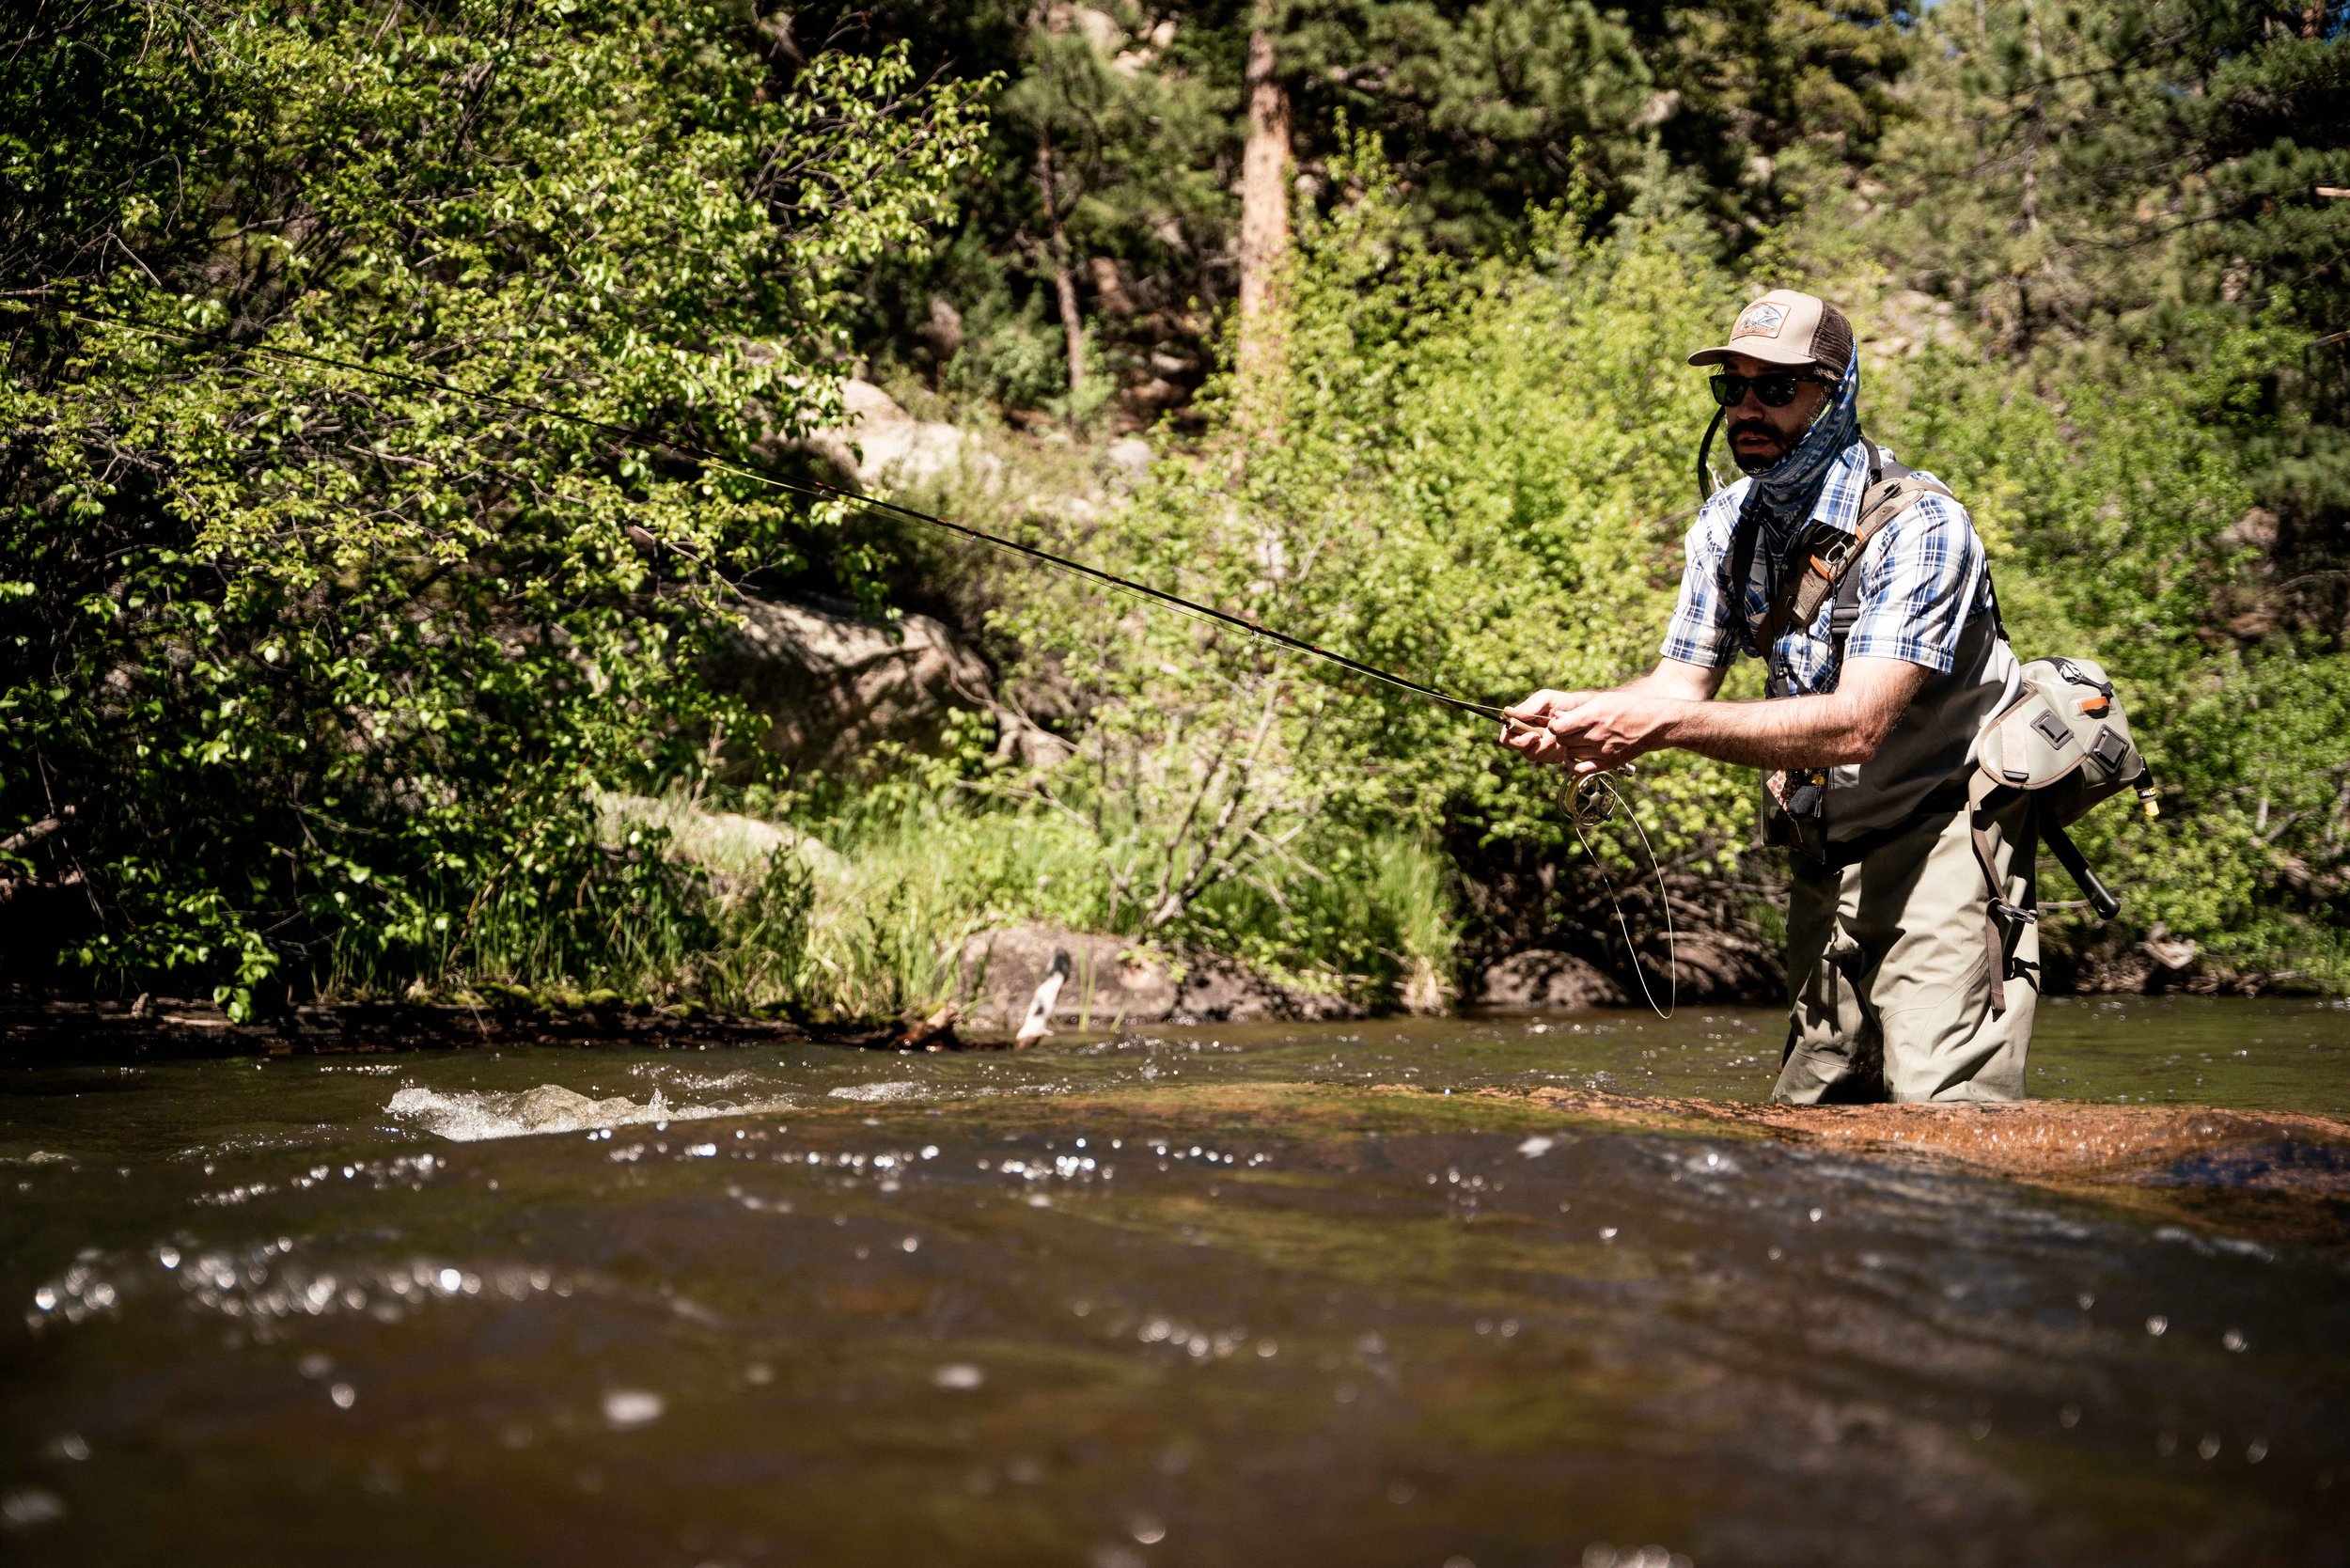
[4,0,2346,1023]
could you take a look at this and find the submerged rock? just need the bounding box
[1487,1082,2350,1202]
[514,1085,635,1131]
[387,1083,794,1141]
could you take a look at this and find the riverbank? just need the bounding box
[0,996,867,1063]
[9,977,2345,1072]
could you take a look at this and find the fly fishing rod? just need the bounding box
[65,304,1675,1013]
[68,306,1509,724]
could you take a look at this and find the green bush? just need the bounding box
[1,0,986,1015]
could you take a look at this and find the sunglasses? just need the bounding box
[1707,370,1832,408]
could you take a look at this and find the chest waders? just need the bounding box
[1731,443,2159,1015]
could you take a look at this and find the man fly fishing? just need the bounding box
[1503,291,2036,1105]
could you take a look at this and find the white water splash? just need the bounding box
[385,1084,792,1143]
[826,1081,929,1104]
[602,1388,665,1429]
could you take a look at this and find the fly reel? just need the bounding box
[1566,768,1623,829]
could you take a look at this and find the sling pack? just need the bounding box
[1966,654,2160,916]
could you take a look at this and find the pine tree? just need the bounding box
[1859,0,2350,637]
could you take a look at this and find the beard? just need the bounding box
[1730,419,1787,474]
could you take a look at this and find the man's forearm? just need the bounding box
[1652,691,1885,771]
[1502,656,1925,775]
[1616,667,1697,698]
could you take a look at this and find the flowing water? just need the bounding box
[3,996,2346,1566]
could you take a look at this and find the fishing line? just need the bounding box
[1563,773,1677,1018]
[63,303,1678,1014]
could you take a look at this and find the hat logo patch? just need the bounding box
[1731,302,1786,340]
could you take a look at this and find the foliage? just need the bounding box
[1846,0,2350,635]
[966,152,1762,985]
[976,135,2348,990]
[0,0,987,1015]
[821,0,1917,420]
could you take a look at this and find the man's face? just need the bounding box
[1718,352,1831,475]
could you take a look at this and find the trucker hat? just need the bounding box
[1687,289,1854,378]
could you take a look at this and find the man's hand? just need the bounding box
[1499,655,1930,776]
[1498,689,1586,767]
[1500,689,1668,773]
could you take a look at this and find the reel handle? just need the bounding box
[1496,711,1633,825]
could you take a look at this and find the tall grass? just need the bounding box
[790,784,1116,1020]
[325,776,1464,1022]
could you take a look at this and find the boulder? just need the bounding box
[1667,934,1778,1002]
[956,925,1371,1031]
[1167,955,1363,1024]
[705,594,995,774]
[803,378,991,494]
[1104,436,1153,486]
[594,792,842,887]
[2142,920,2201,972]
[959,927,1177,1030]
[1473,950,1627,1011]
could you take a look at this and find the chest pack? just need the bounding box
[1735,442,1972,830]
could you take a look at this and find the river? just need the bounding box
[3,996,2345,1565]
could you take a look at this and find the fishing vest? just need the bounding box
[1731,443,2020,850]
[1731,447,2160,1015]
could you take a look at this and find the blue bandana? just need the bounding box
[1736,359,1861,554]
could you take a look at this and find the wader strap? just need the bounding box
[1966,768,2010,1018]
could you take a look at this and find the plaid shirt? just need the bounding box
[1660,440,1993,694]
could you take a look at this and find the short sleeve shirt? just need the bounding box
[1659,441,1993,696]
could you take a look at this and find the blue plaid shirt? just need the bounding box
[1660,440,1992,693]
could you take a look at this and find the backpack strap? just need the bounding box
[1733,442,1961,673]
[1728,505,1765,655]
[1964,767,2013,1017]
[1825,444,1958,651]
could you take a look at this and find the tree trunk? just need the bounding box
[1236,23,1291,397]
[1034,127,1086,403]
[1050,247,1085,396]
[1089,255,1135,316]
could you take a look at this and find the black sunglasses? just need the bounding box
[1708,369,1832,408]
